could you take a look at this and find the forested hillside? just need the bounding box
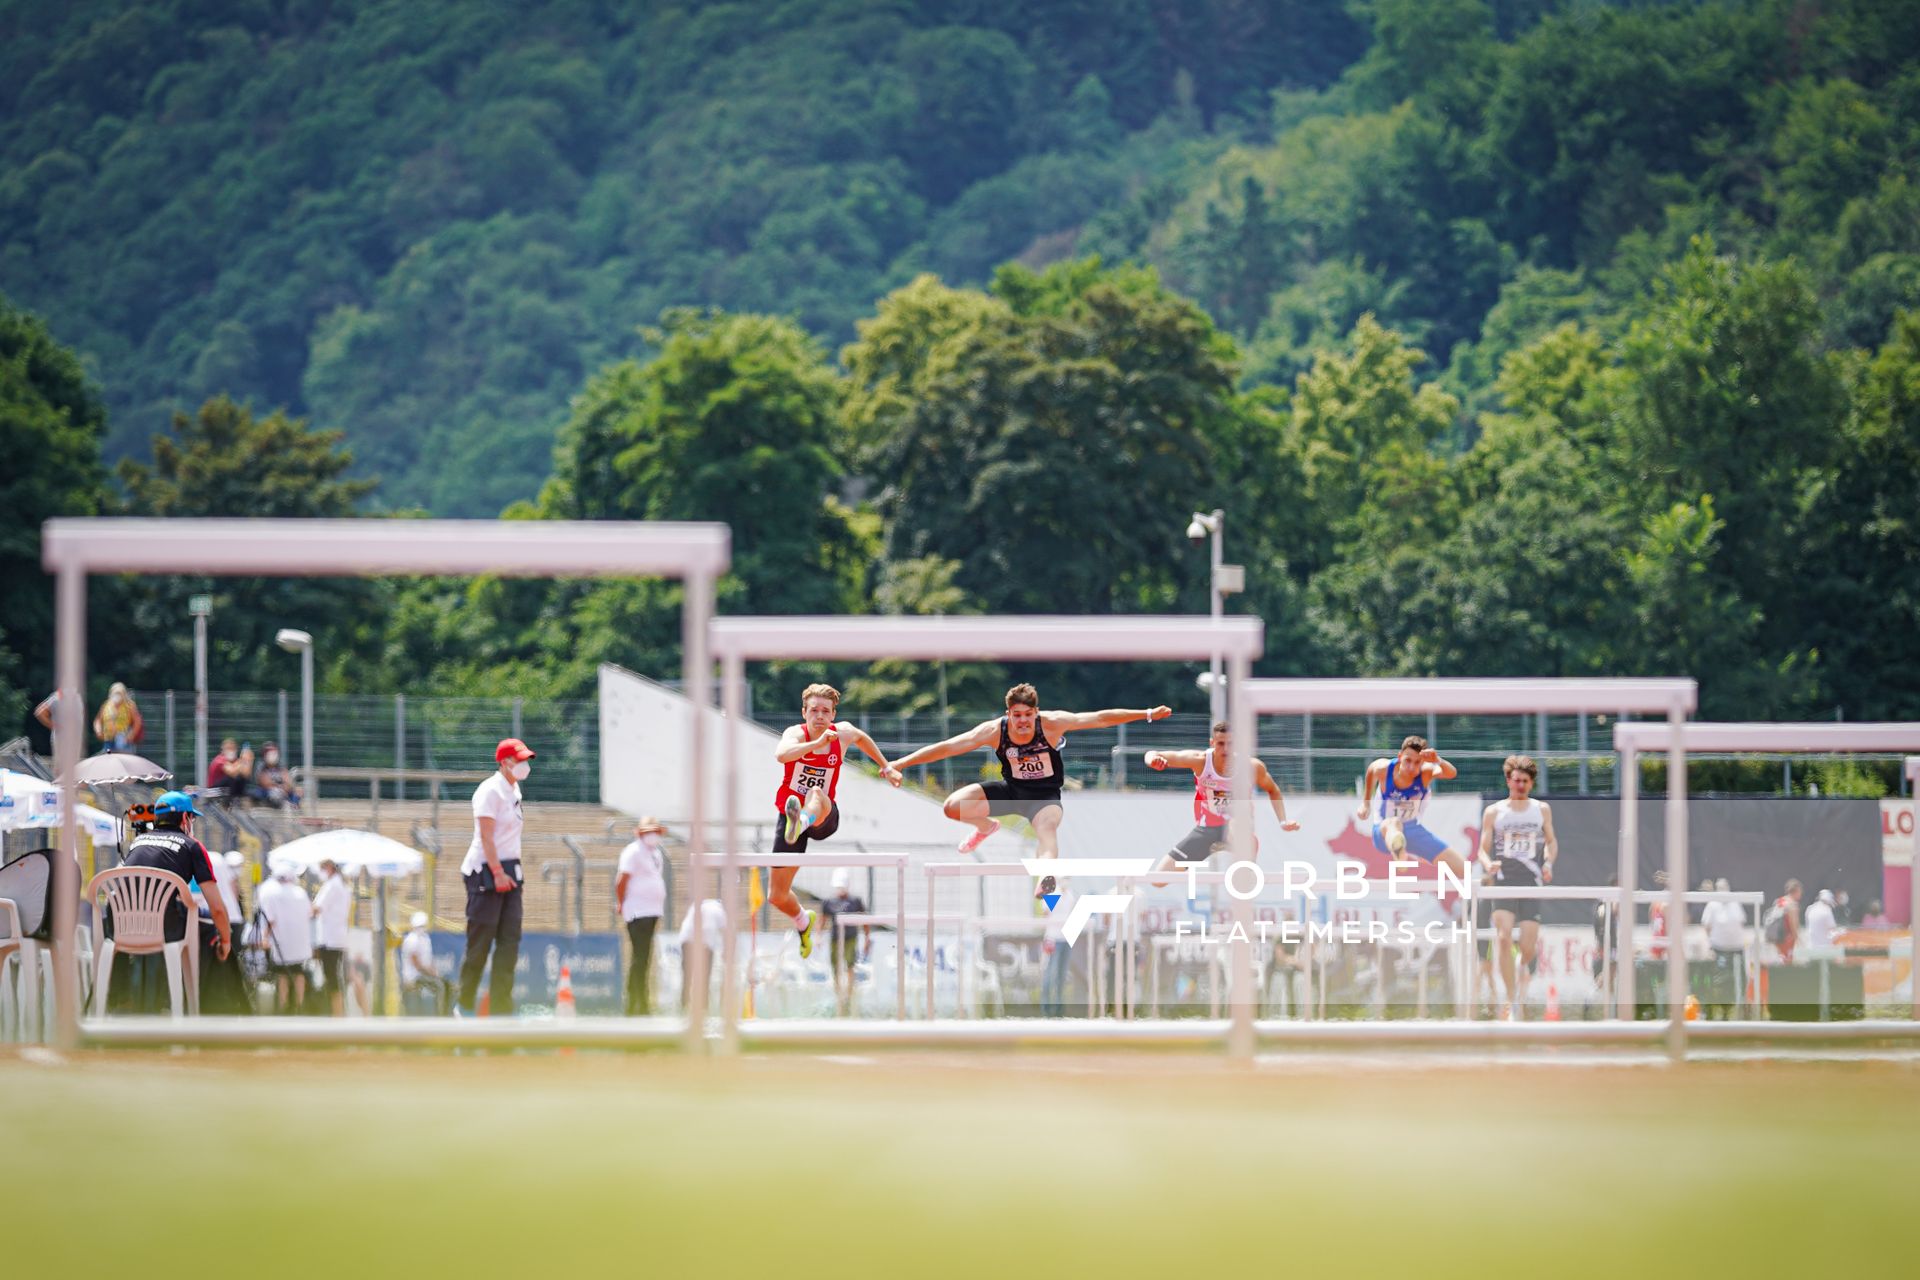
[5,0,1920,729]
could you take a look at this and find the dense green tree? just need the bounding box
[113,395,381,695]
[0,298,110,733]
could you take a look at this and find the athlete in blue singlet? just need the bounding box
[1356,734,1467,881]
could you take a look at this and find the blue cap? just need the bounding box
[153,790,200,817]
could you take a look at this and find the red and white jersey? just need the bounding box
[1193,750,1232,828]
[776,725,844,813]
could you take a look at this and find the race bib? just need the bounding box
[794,764,831,791]
[1205,788,1230,816]
[1010,750,1054,781]
[1387,796,1421,820]
[1504,829,1538,859]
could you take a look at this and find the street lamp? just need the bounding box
[1184,509,1243,722]
[276,628,316,808]
[188,594,213,791]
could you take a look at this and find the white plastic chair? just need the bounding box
[0,898,38,1041]
[86,867,199,1019]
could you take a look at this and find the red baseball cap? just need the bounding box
[495,737,536,763]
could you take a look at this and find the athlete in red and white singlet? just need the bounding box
[770,683,902,958]
[1143,719,1299,884]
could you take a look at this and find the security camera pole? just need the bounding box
[1185,510,1242,723]
[276,628,316,808]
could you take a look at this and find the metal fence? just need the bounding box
[132,693,1914,801]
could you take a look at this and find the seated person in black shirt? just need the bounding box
[115,790,233,980]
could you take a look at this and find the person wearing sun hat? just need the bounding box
[456,737,534,1016]
[615,816,670,1015]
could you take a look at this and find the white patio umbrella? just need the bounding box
[0,769,59,830]
[0,771,121,844]
[267,827,425,879]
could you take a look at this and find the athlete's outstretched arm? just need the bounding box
[1477,805,1500,873]
[1540,802,1559,883]
[1143,748,1206,772]
[837,722,903,786]
[1047,706,1172,734]
[1356,760,1385,819]
[891,719,999,771]
[1255,761,1301,831]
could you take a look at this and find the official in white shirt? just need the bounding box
[1804,889,1839,954]
[399,911,448,1016]
[311,857,352,1016]
[615,816,669,1015]
[457,738,533,1016]
[257,863,314,1014]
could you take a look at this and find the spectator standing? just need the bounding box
[1804,889,1839,954]
[33,689,62,754]
[677,898,729,1011]
[1767,879,1804,963]
[1701,877,1746,1017]
[311,857,351,1015]
[1861,900,1892,929]
[1040,890,1074,1017]
[92,682,144,752]
[254,743,302,808]
[256,863,313,1013]
[614,817,668,1015]
[457,738,533,1016]
[820,868,869,1016]
[399,912,448,1015]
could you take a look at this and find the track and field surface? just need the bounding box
[6,1047,1913,1277]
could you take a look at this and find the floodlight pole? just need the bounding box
[192,598,211,791]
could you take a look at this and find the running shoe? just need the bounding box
[1033,874,1057,901]
[783,794,804,843]
[958,824,997,854]
[797,911,814,959]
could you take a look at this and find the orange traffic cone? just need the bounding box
[556,964,577,1019]
[1544,984,1561,1022]
[477,989,490,1018]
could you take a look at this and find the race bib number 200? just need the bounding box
[1010,751,1054,780]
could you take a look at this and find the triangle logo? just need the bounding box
[1042,893,1061,911]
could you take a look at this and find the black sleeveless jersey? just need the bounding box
[995,717,1063,791]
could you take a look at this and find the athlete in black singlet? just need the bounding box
[890,682,1170,898]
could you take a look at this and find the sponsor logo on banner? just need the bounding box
[1882,799,1913,868]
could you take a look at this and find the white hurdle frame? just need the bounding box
[713,851,907,1040]
[42,517,729,1052]
[1235,678,1698,1056]
[1613,722,1920,1031]
[709,614,1263,1053]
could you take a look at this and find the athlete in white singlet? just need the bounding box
[1143,720,1299,884]
[1476,753,1558,1020]
[772,683,902,958]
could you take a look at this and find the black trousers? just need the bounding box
[459,878,524,1014]
[625,916,660,1015]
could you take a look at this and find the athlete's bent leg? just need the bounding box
[1492,908,1517,1018]
[1517,917,1541,995]
[945,783,997,851]
[1031,803,1063,861]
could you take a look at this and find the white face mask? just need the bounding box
[509,761,530,782]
